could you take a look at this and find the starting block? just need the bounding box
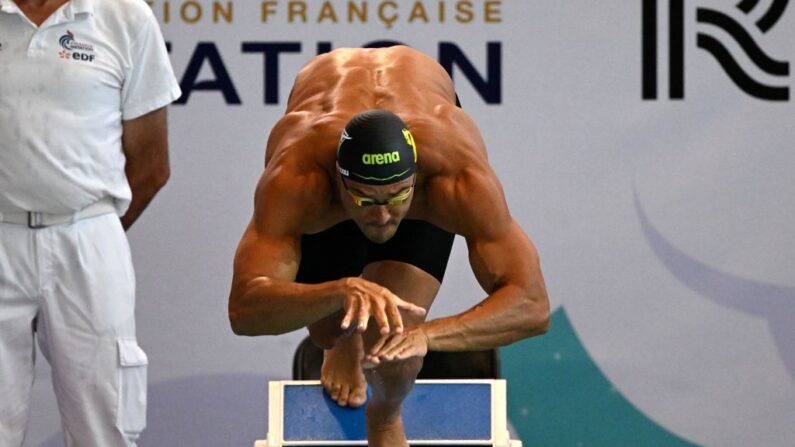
[255,379,522,446]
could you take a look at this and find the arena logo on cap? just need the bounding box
[642,0,790,101]
[362,151,401,165]
[58,30,96,62]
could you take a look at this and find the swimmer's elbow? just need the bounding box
[531,306,551,336]
[229,312,249,336]
[228,290,272,337]
[228,302,255,336]
[229,309,282,337]
[520,289,550,338]
[228,278,294,336]
[228,300,286,336]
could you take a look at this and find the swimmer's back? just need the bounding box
[263,46,464,176]
[286,46,457,117]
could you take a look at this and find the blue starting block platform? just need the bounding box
[255,379,521,446]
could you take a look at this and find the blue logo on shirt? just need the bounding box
[58,31,95,62]
[59,30,94,52]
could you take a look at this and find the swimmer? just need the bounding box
[228,45,550,447]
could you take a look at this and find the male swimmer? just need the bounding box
[229,45,549,447]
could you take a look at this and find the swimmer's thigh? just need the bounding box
[296,221,369,347]
[362,219,455,324]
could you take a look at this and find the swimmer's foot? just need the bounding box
[321,333,368,407]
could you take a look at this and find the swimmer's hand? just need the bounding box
[338,277,426,335]
[362,327,430,369]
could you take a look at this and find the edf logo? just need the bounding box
[58,30,96,63]
[642,0,790,101]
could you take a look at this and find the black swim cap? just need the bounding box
[337,109,417,185]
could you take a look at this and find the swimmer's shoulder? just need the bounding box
[255,145,337,234]
[265,111,343,167]
[259,111,342,207]
[411,105,498,232]
[411,103,488,176]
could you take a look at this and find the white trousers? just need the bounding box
[0,214,147,447]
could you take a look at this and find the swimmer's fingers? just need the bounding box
[367,332,391,357]
[362,333,391,369]
[372,287,406,334]
[356,299,371,332]
[372,334,405,361]
[393,296,426,318]
[384,299,403,334]
[340,298,359,330]
[374,329,429,363]
[371,301,391,335]
[369,289,403,335]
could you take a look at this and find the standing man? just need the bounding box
[229,46,550,447]
[0,0,180,445]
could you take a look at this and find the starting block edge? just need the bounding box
[260,379,520,447]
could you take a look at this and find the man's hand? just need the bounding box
[339,277,426,335]
[362,327,430,369]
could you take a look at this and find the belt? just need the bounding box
[0,198,117,229]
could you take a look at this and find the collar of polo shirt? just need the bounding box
[68,0,94,16]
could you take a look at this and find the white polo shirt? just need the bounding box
[0,0,181,215]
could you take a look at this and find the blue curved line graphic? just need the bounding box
[736,0,761,14]
[633,189,795,382]
[697,8,789,76]
[696,33,789,100]
[59,35,72,50]
[757,0,789,32]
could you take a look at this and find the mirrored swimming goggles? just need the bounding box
[341,176,415,207]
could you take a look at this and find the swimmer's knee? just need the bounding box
[308,324,341,350]
[309,331,336,350]
[308,311,346,349]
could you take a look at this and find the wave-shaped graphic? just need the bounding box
[736,0,789,32]
[736,0,762,14]
[756,0,790,32]
[696,33,789,100]
[697,9,789,75]
[695,2,790,101]
[634,189,795,383]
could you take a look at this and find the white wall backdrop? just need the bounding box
[24,1,794,445]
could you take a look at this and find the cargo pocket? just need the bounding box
[117,338,148,434]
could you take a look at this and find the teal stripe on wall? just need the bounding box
[501,307,699,446]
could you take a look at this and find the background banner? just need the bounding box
[25,1,794,445]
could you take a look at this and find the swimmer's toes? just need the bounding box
[324,380,341,400]
[348,385,367,408]
[337,385,351,406]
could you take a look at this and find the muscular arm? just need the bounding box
[228,161,423,337]
[120,107,171,230]
[365,166,549,365]
[228,166,345,336]
[425,220,549,350]
[369,106,549,363]
[422,167,550,351]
